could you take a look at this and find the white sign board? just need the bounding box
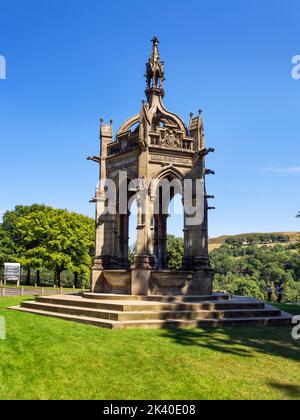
[4,263,21,286]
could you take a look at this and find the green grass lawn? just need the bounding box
[0,296,300,400]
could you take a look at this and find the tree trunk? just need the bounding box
[74,272,79,289]
[36,269,41,286]
[54,271,58,287]
[57,271,61,288]
[26,268,31,285]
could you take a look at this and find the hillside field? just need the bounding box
[208,232,300,252]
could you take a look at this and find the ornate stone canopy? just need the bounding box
[89,37,215,296]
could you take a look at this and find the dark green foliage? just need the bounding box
[224,234,290,246]
[128,243,136,264]
[211,242,300,301]
[225,238,244,247]
[0,204,94,287]
[167,235,184,270]
[227,277,265,300]
[130,235,184,270]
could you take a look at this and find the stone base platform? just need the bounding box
[9,293,292,329]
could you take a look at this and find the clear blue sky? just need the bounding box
[0,0,299,240]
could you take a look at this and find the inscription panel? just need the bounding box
[107,156,137,170]
[150,154,192,167]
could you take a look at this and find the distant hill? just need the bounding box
[208,232,300,251]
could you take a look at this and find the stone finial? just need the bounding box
[151,36,160,60]
[152,36,159,45]
[145,36,165,91]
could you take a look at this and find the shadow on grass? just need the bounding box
[272,303,300,316]
[268,382,300,399]
[160,327,300,362]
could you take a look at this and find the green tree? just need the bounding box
[1,205,94,287]
[0,227,14,263]
[227,277,265,300]
[128,243,137,264]
[259,234,271,244]
[167,235,184,270]
[225,238,243,248]
[246,235,256,245]
[210,235,300,302]
[261,264,286,284]
[128,236,184,270]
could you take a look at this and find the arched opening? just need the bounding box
[168,193,184,238]
[128,122,139,134]
[128,200,138,265]
[116,176,138,269]
[153,174,183,270]
[167,193,184,270]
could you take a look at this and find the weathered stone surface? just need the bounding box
[10,293,292,329]
[89,38,214,296]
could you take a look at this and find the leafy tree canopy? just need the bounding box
[0,204,94,286]
[167,235,184,270]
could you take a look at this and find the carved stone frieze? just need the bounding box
[160,128,182,149]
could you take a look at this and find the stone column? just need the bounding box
[184,197,213,295]
[90,120,113,292]
[148,194,156,268]
[155,214,168,269]
[131,193,152,295]
[118,213,130,269]
[91,193,109,292]
[109,214,119,267]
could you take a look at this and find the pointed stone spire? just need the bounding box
[145,36,165,101]
[151,36,160,64]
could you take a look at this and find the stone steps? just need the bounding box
[8,293,292,329]
[10,304,292,329]
[121,317,293,329]
[19,300,282,322]
[9,305,123,329]
[34,295,266,312]
[81,292,230,303]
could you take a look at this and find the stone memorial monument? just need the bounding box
[12,38,291,328]
[89,37,215,296]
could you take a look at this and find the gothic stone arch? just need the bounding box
[89,38,215,296]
